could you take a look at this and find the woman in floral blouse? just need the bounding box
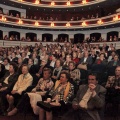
[38,71,74,120]
[7,68,54,116]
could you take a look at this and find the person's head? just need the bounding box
[32,53,37,59]
[88,73,98,85]
[84,51,89,57]
[28,58,34,65]
[59,71,70,84]
[11,52,16,58]
[3,58,10,66]
[115,66,120,77]
[99,53,105,60]
[9,62,18,73]
[114,55,119,61]
[41,59,47,66]
[111,51,116,57]
[21,52,26,58]
[66,54,72,62]
[51,54,57,62]
[18,57,23,64]
[43,68,52,80]
[68,61,76,70]
[22,64,29,75]
[72,52,77,58]
[55,59,62,68]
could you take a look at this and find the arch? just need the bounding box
[90,33,101,42]
[74,33,85,43]
[58,34,69,42]
[107,31,118,41]
[9,10,21,17]
[0,30,3,39]
[26,32,37,41]
[9,31,20,40]
[42,33,53,42]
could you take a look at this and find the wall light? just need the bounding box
[82,21,87,27]
[35,21,39,26]
[1,16,6,22]
[66,22,70,27]
[35,0,40,4]
[82,0,87,4]
[51,22,54,27]
[97,19,103,25]
[18,19,23,24]
[51,1,55,6]
[113,15,119,21]
[67,1,71,6]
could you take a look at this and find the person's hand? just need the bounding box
[72,103,79,110]
[0,87,7,91]
[105,84,110,88]
[89,83,96,92]
[115,86,120,89]
[36,73,40,77]
[52,76,57,79]
[11,90,17,94]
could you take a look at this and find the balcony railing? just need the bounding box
[0,13,120,29]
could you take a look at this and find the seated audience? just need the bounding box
[6,65,33,114]
[38,71,74,120]
[51,59,63,83]
[63,55,72,70]
[72,51,79,65]
[67,61,80,93]
[3,58,10,71]
[78,51,93,70]
[7,68,54,116]
[62,73,106,120]
[0,63,18,114]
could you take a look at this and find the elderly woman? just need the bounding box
[38,71,74,120]
[7,68,54,116]
[68,61,81,94]
[51,59,63,83]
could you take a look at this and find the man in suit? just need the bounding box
[62,73,106,120]
[78,51,93,69]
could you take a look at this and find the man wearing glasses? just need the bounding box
[63,73,106,120]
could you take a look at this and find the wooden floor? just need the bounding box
[0,105,120,120]
[0,113,120,120]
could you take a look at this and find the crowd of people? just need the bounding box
[2,34,119,43]
[0,42,120,120]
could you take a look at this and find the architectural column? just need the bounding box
[3,31,8,38]
[20,32,25,39]
[85,34,90,39]
[69,34,74,43]
[118,32,120,38]
[101,33,107,41]
[37,34,42,41]
[53,34,58,41]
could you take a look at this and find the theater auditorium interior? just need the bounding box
[0,0,120,120]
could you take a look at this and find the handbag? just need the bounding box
[37,101,54,112]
